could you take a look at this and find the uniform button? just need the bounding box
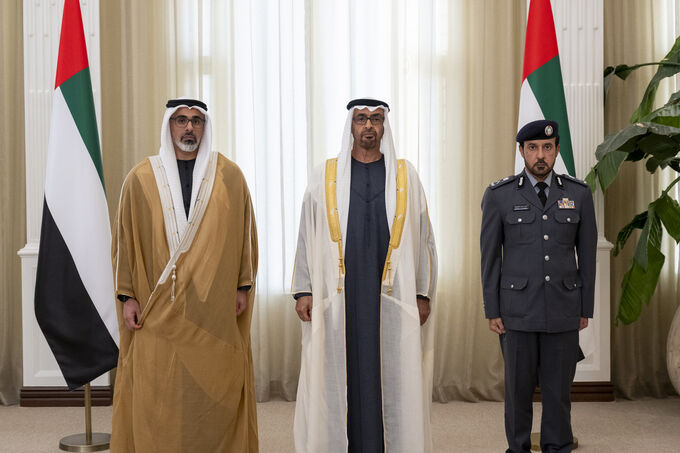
[545,255,550,261]
[567,217,572,222]
[545,275,550,282]
[510,284,514,289]
[518,218,523,223]
[573,283,577,288]
[542,214,548,220]
[543,234,549,241]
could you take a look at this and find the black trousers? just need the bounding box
[501,330,579,453]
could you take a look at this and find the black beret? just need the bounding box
[516,120,559,143]
[346,98,390,111]
[166,98,208,111]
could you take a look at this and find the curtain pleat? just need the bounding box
[0,0,26,405]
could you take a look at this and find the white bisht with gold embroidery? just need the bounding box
[291,106,438,453]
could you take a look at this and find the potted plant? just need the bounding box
[587,36,680,394]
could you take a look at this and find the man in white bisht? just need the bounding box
[292,98,438,453]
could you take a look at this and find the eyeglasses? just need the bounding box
[170,116,206,129]
[352,114,385,125]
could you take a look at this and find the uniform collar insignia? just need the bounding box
[557,197,575,209]
[517,175,524,188]
[556,175,563,187]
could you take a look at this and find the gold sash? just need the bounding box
[325,158,407,293]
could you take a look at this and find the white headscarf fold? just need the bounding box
[158,98,213,239]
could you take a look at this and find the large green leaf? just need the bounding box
[626,149,647,162]
[645,156,661,173]
[669,158,680,172]
[644,104,680,128]
[596,122,680,161]
[633,206,662,270]
[637,133,680,160]
[595,124,650,160]
[614,211,648,256]
[585,168,598,193]
[640,89,680,128]
[617,245,665,325]
[594,151,627,191]
[655,193,680,241]
[631,36,680,122]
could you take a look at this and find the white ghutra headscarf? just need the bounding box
[335,98,398,250]
[157,97,213,238]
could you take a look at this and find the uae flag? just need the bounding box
[515,0,575,177]
[515,0,595,358]
[34,0,119,390]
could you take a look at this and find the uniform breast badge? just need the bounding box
[558,198,575,209]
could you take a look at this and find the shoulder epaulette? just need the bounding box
[488,174,517,190]
[560,173,588,187]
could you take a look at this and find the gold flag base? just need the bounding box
[58,383,111,452]
[531,433,579,451]
[59,433,110,452]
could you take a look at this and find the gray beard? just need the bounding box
[175,137,199,152]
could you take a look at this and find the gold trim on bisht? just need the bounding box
[382,159,407,293]
[325,158,345,293]
[324,158,407,295]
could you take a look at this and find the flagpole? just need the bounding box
[58,383,110,452]
[84,383,92,444]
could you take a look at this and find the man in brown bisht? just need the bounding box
[111,98,258,452]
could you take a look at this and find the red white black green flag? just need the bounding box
[34,0,119,389]
[515,0,575,176]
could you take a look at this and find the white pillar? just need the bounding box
[19,0,107,388]
[552,0,612,382]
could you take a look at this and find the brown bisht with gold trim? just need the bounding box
[111,151,258,452]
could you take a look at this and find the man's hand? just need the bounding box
[417,297,431,326]
[296,295,313,322]
[489,317,506,335]
[579,317,589,331]
[123,298,142,331]
[236,289,248,316]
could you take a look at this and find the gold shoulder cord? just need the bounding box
[325,159,345,293]
[325,158,407,294]
[382,159,407,294]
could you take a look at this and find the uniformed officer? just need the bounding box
[480,119,597,453]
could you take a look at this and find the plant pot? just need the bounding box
[668,304,680,396]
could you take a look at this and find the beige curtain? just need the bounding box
[99,0,526,402]
[0,0,25,405]
[604,0,680,398]
[99,1,177,220]
[432,0,526,401]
